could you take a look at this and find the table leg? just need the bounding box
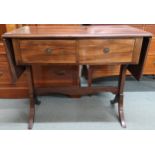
[88,67,93,87]
[27,66,35,129]
[111,94,119,104]
[118,94,126,128]
[28,98,35,129]
[111,65,128,128]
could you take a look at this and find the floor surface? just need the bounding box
[0,76,155,130]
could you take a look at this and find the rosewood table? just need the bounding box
[2,25,152,129]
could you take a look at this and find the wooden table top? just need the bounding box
[2,25,152,38]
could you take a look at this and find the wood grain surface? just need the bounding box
[2,25,152,38]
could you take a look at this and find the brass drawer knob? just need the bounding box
[103,48,110,54]
[45,48,53,55]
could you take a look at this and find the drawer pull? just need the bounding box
[45,48,53,55]
[103,48,110,54]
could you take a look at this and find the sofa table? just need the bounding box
[2,25,152,129]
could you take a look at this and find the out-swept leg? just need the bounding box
[28,97,35,129]
[118,94,126,128]
[27,66,35,129]
[118,65,128,128]
[88,67,93,87]
[111,65,128,128]
[111,94,119,104]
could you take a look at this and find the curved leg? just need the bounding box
[28,98,35,129]
[28,97,40,129]
[111,94,126,128]
[116,65,128,128]
[35,98,41,105]
[111,94,119,104]
[118,94,126,128]
[88,68,93,87]
[27,66,36,129]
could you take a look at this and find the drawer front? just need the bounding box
[0,43,6,55]
[144,55,155,74]
[32,65,79,87]
[13,38,142,65]
[89,65,131,79]
[148,39,155,55]
[0,62,12,84]
[79,39,136,64]
[0,54,8,62]
[15,40,77,64]
[91,65,120,78]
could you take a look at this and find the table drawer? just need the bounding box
[0,62,12,84]
[0,43,6,55]
[0,54,8,62]
[14,40,77,64]
[79,39,137,64]
[144,55,155,74]
[90,65,120,79]
[148,38,155,55]
[32,65,79,87]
